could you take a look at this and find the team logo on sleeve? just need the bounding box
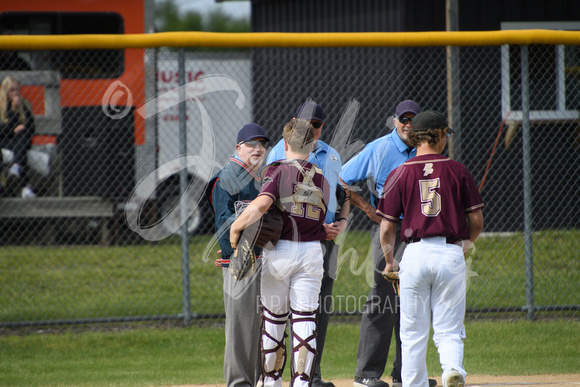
[423,163,434,176]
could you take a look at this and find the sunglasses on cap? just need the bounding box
[398,116,413,125]
[239,140,268,148]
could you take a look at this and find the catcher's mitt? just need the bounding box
[242,207,283,249]
[230,238,256,280]
[382,270,400,294]
[231,205,283,280]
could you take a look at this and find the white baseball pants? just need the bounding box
[399,237,467,386]
[260,240,324,387]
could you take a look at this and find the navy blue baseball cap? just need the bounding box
[237,123,270,144]
[412,110,455,133]
[295,101,325,122]
[395,100,421,117]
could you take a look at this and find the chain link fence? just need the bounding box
[1,37,579,327]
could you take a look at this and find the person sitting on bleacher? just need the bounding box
[0,76,36,198]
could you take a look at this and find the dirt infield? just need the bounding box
[168,374,580,387]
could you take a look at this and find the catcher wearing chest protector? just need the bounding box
[231,129,331,281]
[230,119,331,387]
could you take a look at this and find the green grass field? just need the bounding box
[1,229,578,323]
[0,229,578,386]
[0,319,578,386]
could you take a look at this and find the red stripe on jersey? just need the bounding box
[230,157,261,181]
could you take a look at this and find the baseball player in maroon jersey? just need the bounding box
[376,110,484,387]
[230,119,330,387]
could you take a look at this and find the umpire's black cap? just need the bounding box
[395,100,421,117]
[295,101,325,122]
[412,110,455,133]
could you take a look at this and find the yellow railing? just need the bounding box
[1,29,580,50]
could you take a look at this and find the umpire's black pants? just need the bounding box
[354,223,404,381]
[312,239,338,382]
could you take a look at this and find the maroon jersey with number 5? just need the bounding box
[376,154,484,243]
[259,159,330,242]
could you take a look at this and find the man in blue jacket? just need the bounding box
[207,123,270,387]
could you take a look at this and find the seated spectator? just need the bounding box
[0,76,36,198]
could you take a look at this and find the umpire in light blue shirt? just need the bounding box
[340,100,437,387]
[267,100,350,387]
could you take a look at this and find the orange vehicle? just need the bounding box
[0,0,152,198]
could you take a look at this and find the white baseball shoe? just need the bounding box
[443,369,464,387]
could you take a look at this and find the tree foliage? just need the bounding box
[155,0,249,32]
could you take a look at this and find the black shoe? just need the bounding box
[312,379,335,387]
[392,377,437,387]
[353,377,389,387]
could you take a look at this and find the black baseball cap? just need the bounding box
[237,123,270,143]
[295,101,325,122]
[412,110,455,133]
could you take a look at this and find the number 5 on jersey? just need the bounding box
[419,178,441,217]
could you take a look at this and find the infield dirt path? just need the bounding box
[168,374,580,387]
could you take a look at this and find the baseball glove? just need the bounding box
[230,238,256,280]
[249,208,284,249]
[230,207,283,280]
[382,270,400,294]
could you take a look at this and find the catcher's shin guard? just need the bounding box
[290,309,318,386]
[261,306,289,386]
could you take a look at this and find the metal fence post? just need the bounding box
[521,44,535,321]
[446,0,461,162]
[178,48,192,325]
